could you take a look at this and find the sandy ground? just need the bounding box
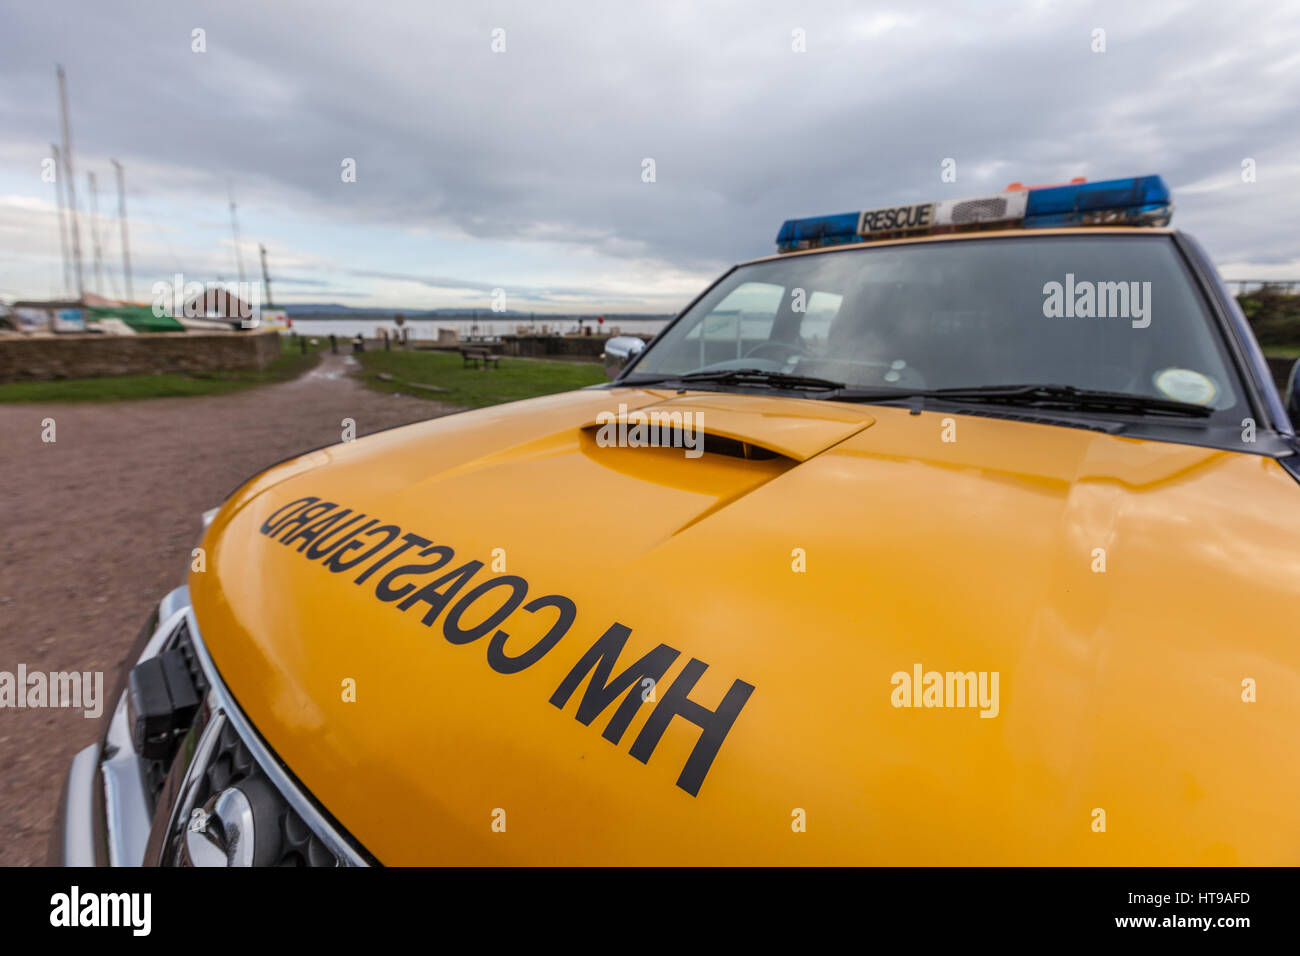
[0,353,458,866]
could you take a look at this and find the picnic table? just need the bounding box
[461,348,501,370]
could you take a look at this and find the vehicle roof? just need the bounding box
[741,226,1178,268]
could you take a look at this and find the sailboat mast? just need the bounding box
[88,170,105,297]
[112,159,133,302]
[228,180,246,285]
[56,65,85,300]
[51,143,71,296]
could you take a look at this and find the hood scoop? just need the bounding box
[581,422,788,463]
[580,392,876,463]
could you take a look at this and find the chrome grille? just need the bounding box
[161,717,341,867]
[134,601,371,867]
[140,623,209,812]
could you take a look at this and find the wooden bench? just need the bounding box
[461,348,500,370]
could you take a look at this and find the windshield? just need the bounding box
[627,234,1245,418]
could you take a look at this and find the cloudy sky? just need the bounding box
[1,0,1299,313]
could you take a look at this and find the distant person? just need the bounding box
[352,333,364,354]
[329,333,337,354]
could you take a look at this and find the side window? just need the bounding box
[685,282,785,341]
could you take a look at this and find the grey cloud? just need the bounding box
[2,0,1299,290]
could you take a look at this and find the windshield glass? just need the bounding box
[628,234,1244,417]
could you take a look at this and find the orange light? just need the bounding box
[1005,177,1087,191]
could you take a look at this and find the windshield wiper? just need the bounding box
[831,383,1214,418]
[628,368,848,391]
[624,373,1214,418]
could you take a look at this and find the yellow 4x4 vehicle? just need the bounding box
[54,176,1300,865]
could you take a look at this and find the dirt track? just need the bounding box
[0,354,458,866]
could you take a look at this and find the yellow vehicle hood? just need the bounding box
[190,386,1300,864]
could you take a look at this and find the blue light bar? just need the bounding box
[775,211,862,252]
[1021,175,1171,228]
[775,175,1173,253]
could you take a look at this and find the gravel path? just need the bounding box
[0,353,459,865]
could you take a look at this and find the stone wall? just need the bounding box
[0,331,281,384]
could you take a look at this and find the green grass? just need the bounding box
[1262,345,1300,359]
[0,336,321,403]
[1239,290,1300,355]
[356,349,606,407]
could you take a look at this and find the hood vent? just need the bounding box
[581,423,785,462]
[582,393,876,463]
[696,432,783,461]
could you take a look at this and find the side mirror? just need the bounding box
[602,335,646,380]
[1287,359,1300,430]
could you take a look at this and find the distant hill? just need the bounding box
[280,303,673,320]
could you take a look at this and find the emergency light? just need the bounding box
[775,175,1173,253]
